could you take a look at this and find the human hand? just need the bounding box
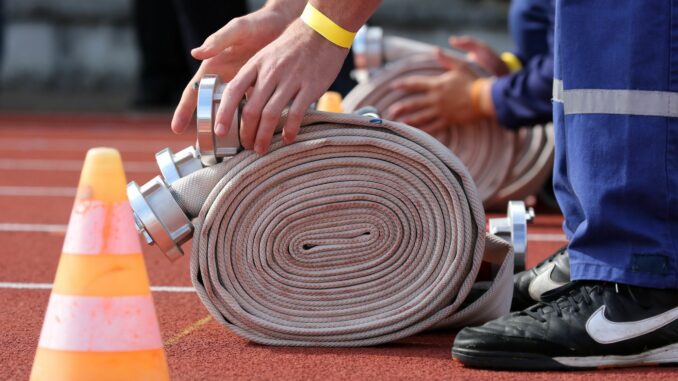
[450,36,508,76]
[214,20,349,155]
[171,5,296,134]
[386,49,488,132]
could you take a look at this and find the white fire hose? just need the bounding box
[127,75,531,346]
[349,27,555,210]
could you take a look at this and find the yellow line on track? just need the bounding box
[164,314,213,347]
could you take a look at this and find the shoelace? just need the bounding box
[523,283,603,323]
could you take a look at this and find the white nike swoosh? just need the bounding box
[528,262,567,301]
[586,305,678,344]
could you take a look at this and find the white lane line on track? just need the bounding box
[527,233,567,242]
[0,138,185,153]
[0,282,195,293]
[0,186,77,197]
[0,159,157,172]
[0,222,568,242]
[0,223,68,233]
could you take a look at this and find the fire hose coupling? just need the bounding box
[127,177,192,261]
[196,74,241,166]
[488,201,535,272]
[127,74,243,261]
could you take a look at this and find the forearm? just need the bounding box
[309,0,381,32]
[264,0,306,23]
[490,54,554,129]
[261,0,380,38]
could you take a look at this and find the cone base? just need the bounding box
[30,348,169,381]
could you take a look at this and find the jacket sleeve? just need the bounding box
[490,53,554,130]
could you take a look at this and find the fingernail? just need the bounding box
[215,123,225,136]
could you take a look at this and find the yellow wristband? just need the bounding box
[500,52,523,73]
[300,2,356,49]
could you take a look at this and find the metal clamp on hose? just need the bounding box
[488,201,535,272]
[197,74,241,166]
[155,146,203,184]
[127,176,193,261]
[127,74,242,260]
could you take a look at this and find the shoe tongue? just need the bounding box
[538,281,604,314]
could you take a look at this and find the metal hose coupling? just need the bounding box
[127,74,242,261]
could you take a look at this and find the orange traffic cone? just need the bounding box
[30,148,169,381]
[316,91,344,113]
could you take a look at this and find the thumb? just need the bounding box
[435,48,465,71]
[449,35,483,54]
[191,19,245,60]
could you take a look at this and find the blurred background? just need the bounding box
[0,0,510,113]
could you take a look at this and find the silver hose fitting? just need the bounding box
[155,146,203,184]
[127,74,242,260]
[127,176,193,261]
[488,200,535,272]
[197,74,241,166]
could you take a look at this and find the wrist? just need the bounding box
[470,78,496,118]
[300,2,358,49]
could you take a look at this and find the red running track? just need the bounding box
[0,113,674,380]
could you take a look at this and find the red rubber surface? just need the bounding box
[1,113,675,380]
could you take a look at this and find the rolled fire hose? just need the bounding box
[344,56,516,206]
[348,28,555,209]
[127,75,517,346]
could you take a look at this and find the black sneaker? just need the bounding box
[453,281,678,370]
[512,245,570,311]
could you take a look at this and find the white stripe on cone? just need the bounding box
[62,201,141,255]
[38,294,163,351]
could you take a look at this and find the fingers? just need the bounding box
[282,89,314,145]
[386,94,433,120]
[398,107,438,127]
[171,70,203,134]
[215,64,258,143]
[390,75,435,93]
[435,48,466,71]
[449,35,482,52]
[253,82,300,154]
[191,18,246,60]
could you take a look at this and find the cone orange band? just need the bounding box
[75,148,129,202]
[31,348,169,381]
[63,200,141,255]
[39,294,162,351]
[53,254,150,296]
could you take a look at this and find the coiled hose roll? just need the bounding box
[344,55,554,209]
[168,111,513,346]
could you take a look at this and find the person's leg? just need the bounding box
[558,0,678,289]
[453,0,678,370]
[133,0,190,107]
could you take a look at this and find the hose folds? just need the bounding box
[168,111,513,346]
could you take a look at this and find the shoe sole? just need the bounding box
[453,342,678,371]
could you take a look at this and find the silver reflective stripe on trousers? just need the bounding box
[553,79,678,118]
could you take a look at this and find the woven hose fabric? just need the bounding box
[343,55,554,209]
[170,111,513,346]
